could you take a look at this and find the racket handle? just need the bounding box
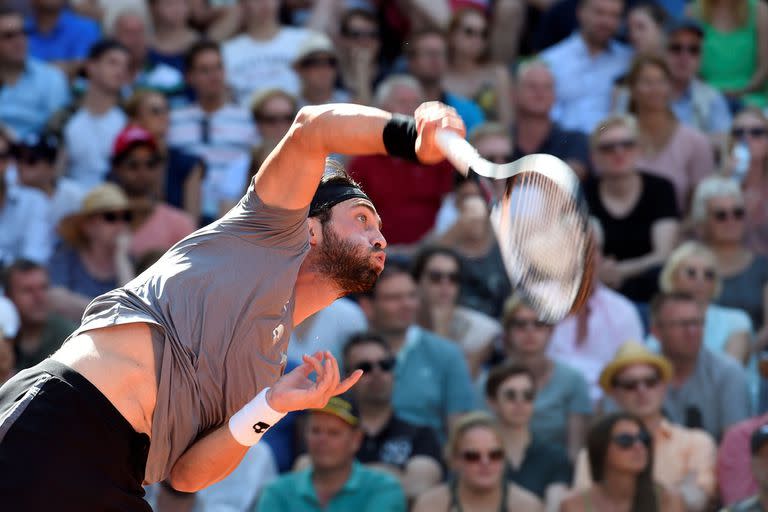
[435,129,480,177]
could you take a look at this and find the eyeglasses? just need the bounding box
[732,127,768,138]
[17,153,53,166]
[667,43,700,56]
[0,28,26,41]
[659,317,704,329]
[353,357,396,373]
[122,157,163,171]
[460,26,488,39]
[614,375,661,391]
[460,448,506,463]
[342,28,380,40]
[146,105,169,117]
[683,266,716,281]
[612,431,651,449]
[100,211,133,223]
[508,318,551,330]
[257,113,295,124]
[501,388,535,402]
[711,207,746,222]
[298,56,337,69]
[426,270,460,285]
[596,139,637,154]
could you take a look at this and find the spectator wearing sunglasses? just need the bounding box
[586,114,679,305]
[168,40,257,225]
[48,183,135,322]
[486,362,572,512]
[650,291,751,440]
[336,8,383,107]
[664,19,732,146]
[342,333,443,501]
[512,61,591,181]
[413,412,543,512]
[574,341,717,511]
[294,32,350,107]
[482,293,591,461]
[109,124,196,261]
[13,132,85,245]
[561,412,684,512]
[411,246,501,377]
[651,242,754,367]
[725,108,768,255]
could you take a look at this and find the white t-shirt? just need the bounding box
[288,297,368,363]
[64,106,127,190]
[222,28,314,107]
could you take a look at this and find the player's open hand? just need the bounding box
[266,351,362,413]
[414,102,466,165]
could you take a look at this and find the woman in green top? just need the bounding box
[691,0,768,107]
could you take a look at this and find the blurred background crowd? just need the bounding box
[0,0,767,510]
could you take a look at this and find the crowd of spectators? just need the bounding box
[0,0,768,511]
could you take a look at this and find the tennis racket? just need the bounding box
[436,130,594,323]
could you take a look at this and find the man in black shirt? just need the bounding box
[343,332,443,501]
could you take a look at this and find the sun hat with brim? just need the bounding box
[58,183,132,247]
[311,396,358,427]
[599,340,674,393]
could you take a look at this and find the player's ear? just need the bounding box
[307,217,322,246]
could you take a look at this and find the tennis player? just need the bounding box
[0,102,465,509]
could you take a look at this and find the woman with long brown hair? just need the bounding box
[625,54,715,211]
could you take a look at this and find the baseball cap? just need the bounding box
[111,125,158,161]
[751,424,768,455]
[666,18,704,38]
[0,296,19,340]
[294,32,337,65]
[311,397,358,427]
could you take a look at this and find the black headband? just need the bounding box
[309,183,371,217]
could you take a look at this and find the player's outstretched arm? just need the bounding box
[252,102,465,211]
[166,351,361,493]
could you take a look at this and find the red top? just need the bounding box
[348,155,454,245]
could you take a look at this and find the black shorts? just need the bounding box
[0,359,152,511]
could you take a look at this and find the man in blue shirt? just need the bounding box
[0,7,70,138]
[257,397,406,512]
[539,0,632,135]
[25,0,101,79]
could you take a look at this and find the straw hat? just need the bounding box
[598,340,674,393]
[58,183,132,247]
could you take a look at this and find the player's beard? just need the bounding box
[316,222,381,295]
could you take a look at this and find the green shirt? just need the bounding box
[15,314,76,371]
[256,461,406,512]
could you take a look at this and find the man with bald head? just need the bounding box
[512,61,590,180]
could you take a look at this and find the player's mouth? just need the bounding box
[372,252,386,269]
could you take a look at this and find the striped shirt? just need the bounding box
[168,103,258,219]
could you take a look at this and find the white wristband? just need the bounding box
[228,387,286,446]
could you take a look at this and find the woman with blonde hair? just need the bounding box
[722,107,768,254]
[690,0,768,107]
[656,240,753,364]
[624,53,715,210]
[691,175,768,359]
[444,8,513,126]
[412,412,543,512]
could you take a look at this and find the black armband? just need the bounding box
[382,114,419,163]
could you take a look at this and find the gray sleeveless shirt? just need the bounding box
[68,185,310,483]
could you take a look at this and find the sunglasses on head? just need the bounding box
[614,374,661,391]
[460,448,505,463]
[711,206,745,222]
[354,357,396,373]
[683,266,716,281]
[501,387,535,403]
[596,139,637,154]
[99,211,133,223]
[508,318,550,330]
[667,43,700,55]
[732,127,768,138]
[612,431,651,449]
[426,270,460,285]
[299,56,337,69]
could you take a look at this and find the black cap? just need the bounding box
[750,424,768,455]
[666,17,704,38]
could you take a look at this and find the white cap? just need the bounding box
[0,296,19,339]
